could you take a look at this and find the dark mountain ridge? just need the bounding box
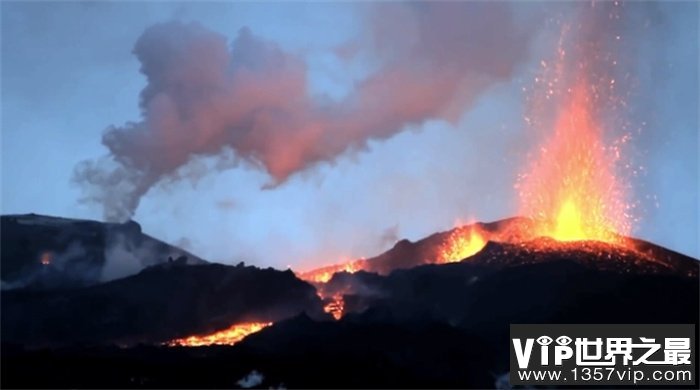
[1,213,207,290]
[2,261,327,347]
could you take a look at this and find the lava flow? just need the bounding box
[323,293,345,320]
[297,258,366,284]
[298,259,364,321]
[166,321,272,347]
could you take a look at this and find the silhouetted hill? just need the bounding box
[1,213,207,289]
[1,262,327,347]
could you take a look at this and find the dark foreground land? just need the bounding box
[2,215,698,388]
[3,258,698,388]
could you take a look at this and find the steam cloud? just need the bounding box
[101,232,157,282]
[74,3,535,221]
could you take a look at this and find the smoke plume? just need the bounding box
[74,3,535,221]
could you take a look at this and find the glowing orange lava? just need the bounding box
[517,79,631,245]
[166,321,272,347]
[438,227,487,263]
[323,293,345,320]
[40,251,52,266]
[297,258,366,283]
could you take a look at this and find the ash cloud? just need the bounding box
[73,3,536,222]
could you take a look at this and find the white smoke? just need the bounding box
[236,370,264,388]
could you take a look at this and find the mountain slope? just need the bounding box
[3,243,696,388]
[302,216,697,280]
[1,262,326,347]
[1,213,207,289]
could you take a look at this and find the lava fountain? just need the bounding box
[438,226,487,263]
[517,80,631,244]
[323,293,346,320]
[516,7,635,246]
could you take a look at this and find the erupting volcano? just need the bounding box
[296,17,642,304]
[3,2,697,389]
[299,82,637,298]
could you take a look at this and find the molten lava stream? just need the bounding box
[297,258,366,284]
[166,321,272,347]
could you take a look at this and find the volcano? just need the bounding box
[3,1,697,388]
[1,215,697,388]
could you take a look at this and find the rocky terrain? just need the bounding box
[1,214,698,388]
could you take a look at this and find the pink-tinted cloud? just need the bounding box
[74,3,536,221]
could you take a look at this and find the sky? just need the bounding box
[1,1,698,269]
